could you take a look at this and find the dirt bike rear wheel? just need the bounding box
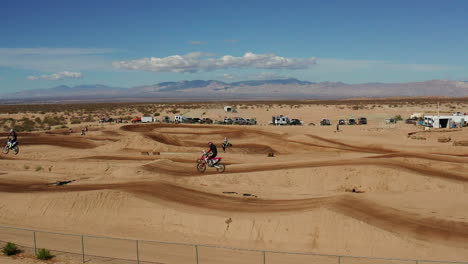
[216,163,225,173]
[12,146,19,155]
[197,163,206,173]
[2,145,9,154]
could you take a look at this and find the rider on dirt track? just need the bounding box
[207,142,218,166]
[8,129,17,146]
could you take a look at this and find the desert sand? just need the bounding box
[1,102,468,263]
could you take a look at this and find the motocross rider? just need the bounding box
[206,142,218,166]
[7,129,17,147]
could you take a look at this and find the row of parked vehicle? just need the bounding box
[320,117,367,126]
[222,117,257,125]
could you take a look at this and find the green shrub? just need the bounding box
[2,242,19,256]
[394,114,403,121]
[36,248,53,260]
[70,118,81,124]
[35,166,43,172]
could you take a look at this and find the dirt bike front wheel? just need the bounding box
[197,163,206,173]
[216,163,225,173]
[2,145,9,154]
[12,146,19,155]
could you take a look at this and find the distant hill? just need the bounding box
[2,79,468,102]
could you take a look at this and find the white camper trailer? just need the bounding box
[174,115,187,123]
[141,116,154,123]
[272,115,290,125]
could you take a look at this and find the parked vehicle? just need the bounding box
[290,119,303,125]
[338,119,346,125]
[191,118,202,123]
[162,116,171,123]
[201,118,213,124]
[358,117,367,125]
[99,117,114,123]
[385,118,396,124]
[245,118,257,125]
[320,119,331,126]
[233,117,246,125]
[131,117,141,123]
[223,117,233,124]
[347,118,357,125]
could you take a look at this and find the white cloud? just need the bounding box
[27,71,83,81]
[0,48,118,71]
[224,39,239,43]
[113,52,317,73]
[189,41,205,45]
[223,73,235,80]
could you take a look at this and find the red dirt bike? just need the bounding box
[196,151,225,173]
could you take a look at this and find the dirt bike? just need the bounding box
[3,140,19,155]
[196,151,225,173]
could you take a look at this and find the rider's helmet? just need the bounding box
[208,141,213,146]
[9,129,13,133]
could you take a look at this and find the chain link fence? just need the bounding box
[0,225,466,264]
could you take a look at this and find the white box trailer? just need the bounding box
[141,116,154,123]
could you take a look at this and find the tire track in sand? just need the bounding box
[0,180,468,247]
[142,158,468,182]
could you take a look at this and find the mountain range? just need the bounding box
[2,79,468,103]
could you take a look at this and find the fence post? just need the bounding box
[195,245,199,264]
[81,235,85,263]
[136,240,140,264]
[33,231,37,254]
[338,256,341,264]
[263,251,266,264]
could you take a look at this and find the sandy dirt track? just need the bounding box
[2,105,468,262]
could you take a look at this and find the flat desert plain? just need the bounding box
[1,101,468,263]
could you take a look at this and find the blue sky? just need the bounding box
[1,0,467,92]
